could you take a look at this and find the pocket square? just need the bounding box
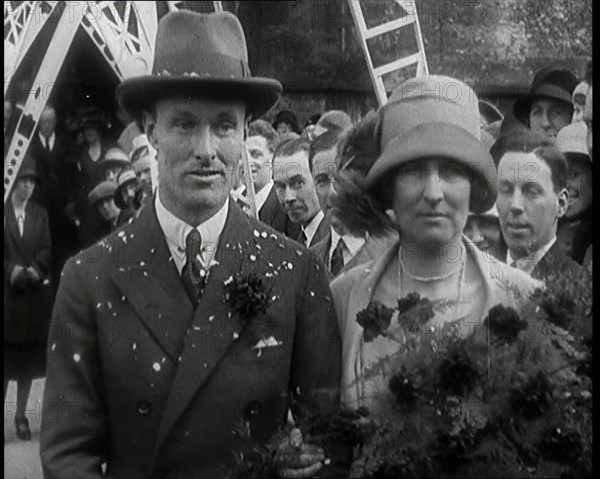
[252,336,283,350]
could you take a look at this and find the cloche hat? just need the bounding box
[365,75,497,213]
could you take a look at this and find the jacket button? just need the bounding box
[136,400,152,416]
[246,400,261,418]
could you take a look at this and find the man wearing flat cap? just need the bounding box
[41,10,340,479]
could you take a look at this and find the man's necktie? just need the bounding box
[44,136,50,151]
[330,238,345,276]
[181,229,205,307]
[298,230,308,247]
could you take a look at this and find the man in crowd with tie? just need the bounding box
[273,137,330,247]
[239,119,300,238]
[496,129,582,280]
[308,130,365,278]
[41,10,340,479]
[28,104,79,289]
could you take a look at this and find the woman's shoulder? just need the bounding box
[331,258,376,299]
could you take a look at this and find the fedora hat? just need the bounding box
[117,11,282,122]
[365,75,497,214]
[513,65,578,123]
[114,167,138,209]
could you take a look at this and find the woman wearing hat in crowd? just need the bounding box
[99,146,130,182]
[4,156,54,441]
[556,121,593,264]
[330,76,540,411]
[87,180,121,242]
[513,65,579,142]
[114,166,140,226]
[272,109,300,135]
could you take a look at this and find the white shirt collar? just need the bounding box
[328,227,365,265]
[12,197,28,218]
[39,132,55,150]
[155,191,229,274]
[254,181,273,212]
[302,210,325,246]
[507,236,557,275]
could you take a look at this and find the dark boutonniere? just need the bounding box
[223,272,273,325]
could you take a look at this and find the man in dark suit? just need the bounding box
[41,11,341,479]
[28,105,79,287]
[273,137,329,247]
[309,130,397,280]
[496,129,582,281]
[241,119,301,239]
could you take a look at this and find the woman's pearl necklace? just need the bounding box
[397,243,467,322]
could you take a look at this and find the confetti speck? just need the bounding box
[310,291,315,296]
[253,230,260,237]
[208,315,215,322]
[152,362,161,372]
[261,231,267,238]
[73,353,81,362]
[51,343,57,351]
[249,255,257,262]
[233,332,239,340]
[118,231,125,237]
[132,343,137,350]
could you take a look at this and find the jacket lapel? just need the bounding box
[152,202,251,458]
[110,203,193,363]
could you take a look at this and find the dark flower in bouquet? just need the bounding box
[397,292,435,325]
[535,290,578,330]
[356,301,394,342]
[484,304,528,344]
[223,273,273,322]
[436,341,480,396]
[509,371,553,420]
[388,366,420,411]
[537,426,582,464]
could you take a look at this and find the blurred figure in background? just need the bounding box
[556,122,592,264]
[513,65,578,142]
[87,181,120,242]
[571,80,589,123]
[4,157,53,441]
[312,110,352,138]
[464,205,506,261]
[99,147,130,182]
[114,166,140,226]
[272,109,300,135]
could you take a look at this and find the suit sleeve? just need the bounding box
[290,250,341,412]
[40,259,109,479]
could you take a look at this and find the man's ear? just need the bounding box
[142,110,159,151]
[556,187,569,218]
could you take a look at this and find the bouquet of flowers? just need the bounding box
[229,267,592,478]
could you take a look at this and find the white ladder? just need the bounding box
[346,0,428,106]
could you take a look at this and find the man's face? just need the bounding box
[311,147,345,233]
[39,108,57,138]
[565,156,593,218]
[144,97,245,221]
[583,86,592,157]
[14,178,35,202]
[529,98,572,141]
[497,151,568,257]
[276,122,293,135]
[246,135,273,190]
[273,150,321,225]
[97,197,120,221]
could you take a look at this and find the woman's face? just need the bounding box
[14,177,35,202]
[392,157,471,247]
[83,126,101,144]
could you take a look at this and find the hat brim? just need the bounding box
[365,123,497,214]
[117,76,282,122]
[513,94,573,124]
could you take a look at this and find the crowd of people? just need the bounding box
[3,8,592,479]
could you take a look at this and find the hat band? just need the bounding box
[153,52,250,79]
[118,170,137,186]
[532,83,573,105]
[380,99,480,150]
